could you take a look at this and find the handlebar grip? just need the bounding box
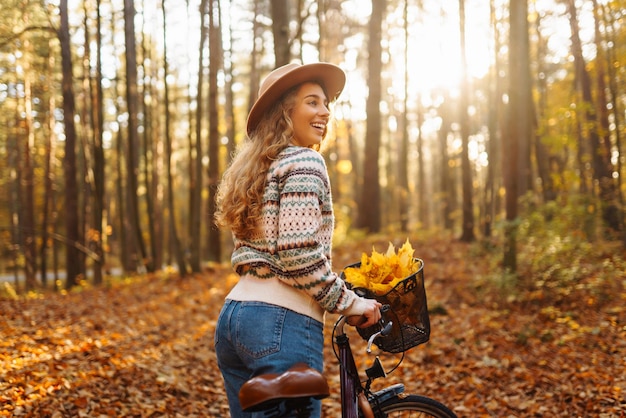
[380,321,393,336]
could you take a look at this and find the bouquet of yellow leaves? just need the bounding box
[343,239,422,295]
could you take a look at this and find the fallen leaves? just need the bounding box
[1,270,232,417]
[1,237,625,417]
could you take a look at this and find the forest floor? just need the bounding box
[1,235,625,417]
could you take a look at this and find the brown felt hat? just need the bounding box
[246,62,346,135]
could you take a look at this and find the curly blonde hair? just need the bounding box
[215,83,328,238]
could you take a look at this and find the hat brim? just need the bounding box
[246,63,346,135]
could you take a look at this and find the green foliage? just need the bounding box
[469,228,519,301]
[475,194,626,304]
[505,196,624,300]
[518,197,597,286]
[1,281,19,299]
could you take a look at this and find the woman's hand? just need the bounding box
[346,298,382,328]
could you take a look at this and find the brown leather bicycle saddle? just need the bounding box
[239,363,330,412]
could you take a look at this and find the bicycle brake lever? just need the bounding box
[366,321,393,353]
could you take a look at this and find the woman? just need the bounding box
[214,62,381,417]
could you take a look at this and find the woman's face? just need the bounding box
[290,82,330,148]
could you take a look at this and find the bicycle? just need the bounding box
[238,307,457,417]
[238,257,457,417]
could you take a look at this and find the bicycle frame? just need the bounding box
[334,316,359,417]
[334,315,384,418]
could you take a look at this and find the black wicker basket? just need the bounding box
[342,258,430,353]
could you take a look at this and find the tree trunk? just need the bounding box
[397,0,409,233]
[503,0,530,274]
[438,93,454,231]
[533,12,557,205]
[79,2,92,285]
[592,0,621,234]
[504,0,531,273]
[90,0,105,285]
[346,114,361,221]
[567,0,619,234]
[124,0,149,272]
[224,12,236,162]
[206,0,222,262]
[483,0,502,237]
[189,0,209,272]
[270,0,290,66]
[59,0,81,289]
[416,96,427,229]
[40,44,57,288]
[139,8,158,274]
[114,103,129,271]
[161,0,188,276]
[248,1,262,116]
[9,112,21,289]
[357,0,385,233]
[22,52,38,290]
[458,0,475,242]
[602,1,625,240]
[109,14,129,272]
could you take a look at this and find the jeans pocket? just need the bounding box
[236,303,286,359]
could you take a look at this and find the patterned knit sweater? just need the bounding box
[228,146,365,320]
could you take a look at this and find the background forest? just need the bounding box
[1,0,626,293]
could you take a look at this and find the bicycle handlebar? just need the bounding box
[336,304,393,352]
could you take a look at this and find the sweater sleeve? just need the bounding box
[273,149,362,315]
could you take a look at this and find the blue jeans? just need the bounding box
[214,300,325,418]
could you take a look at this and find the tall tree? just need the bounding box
[567,0,620,234]
[59,0,81,289]
[591,0,611,176]
[161,0,188,276]
[458,0,476,242]
[397,0,410,232]
[206,0,222,262]
[247,1,263,116]
[112,16,130,272]
[223,3,236,161]
[123,0,150,271]
[437,90,454,231]
[503,0,532,273]
[602,1,625,240]
[40,41,57,288]
[483,0,504,237]
[140,2,159,274]
[270,0,290,66]
[416,92,426,228]
[78,2,92,284]
[21,41,37,290]
[533,11,558,204]
[190,0,209,272]
[90,0,105,285]
[357,0,385,233]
